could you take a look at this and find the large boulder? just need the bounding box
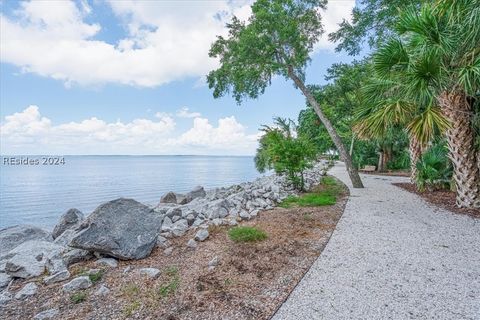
[4,240,65,279]
[52,208,84,239]
[187,186,206,200]
[159,192,177,204]
[0,225,51,256]
[69,198,163,260]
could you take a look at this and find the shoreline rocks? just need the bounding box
[0,161,328,304]
[69,198,163,260]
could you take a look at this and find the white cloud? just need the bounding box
[0,0,354,87]
[0,106,258,155]
[176,107,201,118]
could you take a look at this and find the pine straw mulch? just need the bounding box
[1,182,348,320]
[393,182,479,219]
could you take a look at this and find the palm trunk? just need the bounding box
[288,67,364,188]
[438,91,480,208]
[409,135,424,183]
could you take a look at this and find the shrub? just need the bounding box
[70,292,87,304]
[255,118,317,190]
[416,142,453,191]
[88,270,103,283]
[228,226,267,243]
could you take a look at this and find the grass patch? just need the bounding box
[88,270,104,283]
[122,284,140,297]
[321,176,337,186]
[155,265,180,299]
[279,176,342,208]
[123,300,141,317]
[228,226,267,243]
[158,277,180,298]
[70,292,87,304]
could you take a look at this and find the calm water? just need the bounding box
[0,155,262,229]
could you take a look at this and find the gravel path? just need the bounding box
[272,162,480,320]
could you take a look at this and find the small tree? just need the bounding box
[208,0,364,188]
[255,118,316,190]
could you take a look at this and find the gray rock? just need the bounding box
[156,236,170,248]
[161,216,173,232]
[15,282,38,299]
[95,258,118,268]
[187,239,197,249]
[62,276,92,292]
[33,308,59,320]
[208,256,220,267]
[63,249,93,267]
[171,219,188,237]
[5,240,64,279]
[206,199,229,219]
[123,266,132,274]
[70,198,163,260]
[95,285,110,296]
[250,209,260,218]
[194,229,209,242]
[211,218,223,226]
[0,272,12,289]
[160,192,177,204]
[175,193,189,205]
[53,229,76,247]
[0,291,12,305]
[166,207,182,218]
[52,208,84,239]
[139,267,160,279]
[0,225,51,256]
[172,215,181,223]
[187,186,206,200]
[163,247,173,256]
[44,270,70,284]
[239,210,251,221]
[185,213,196,225]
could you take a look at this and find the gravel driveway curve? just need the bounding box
[272,162,480,320]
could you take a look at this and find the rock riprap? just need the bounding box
[4,240,65,279]
[0,225,52,256]
[70,198,164,260]
[52,208,84,239]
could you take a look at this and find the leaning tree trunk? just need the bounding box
[438,91,480,208]
[288,67,364,188]
[409,135,424,183]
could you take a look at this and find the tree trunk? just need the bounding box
[288,67,364,188]
[349,133,355,156]
[409,135,424,183]
[377,151,384,172]
[438,91,480,208]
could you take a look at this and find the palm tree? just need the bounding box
[355,76,449,182]
[370,0,480,208]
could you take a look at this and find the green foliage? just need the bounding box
[208,0,327,104]
[329,0,422,55]
[228,226,268,243]
[70,292,87,304]
[158,265,180,298]
[88,270,103,284]
[158,277,179,298]
[416,142,453,191]
[123,301,141,317]
[279,176,341,208]
[255,117,317,190]
[386,149,410,170]
[279,193,336,208]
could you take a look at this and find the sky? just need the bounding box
[0,0,357,156]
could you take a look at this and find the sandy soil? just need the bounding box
[1,182,348,320]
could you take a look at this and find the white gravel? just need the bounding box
[273,162,480,320]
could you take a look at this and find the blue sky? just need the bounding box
[0,0,356,155]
